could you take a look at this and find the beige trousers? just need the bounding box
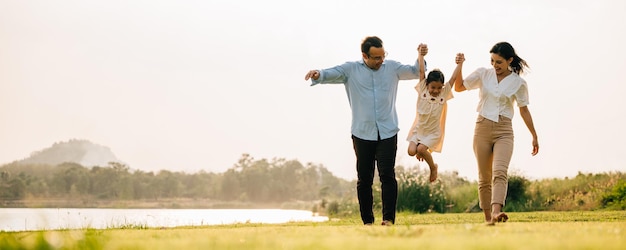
[473,115,514,209]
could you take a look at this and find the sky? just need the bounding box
[1,0,625,181]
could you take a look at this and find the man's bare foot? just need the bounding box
[429,164,438,182]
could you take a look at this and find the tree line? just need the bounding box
[3,152,624,213]
[0,154,353,203]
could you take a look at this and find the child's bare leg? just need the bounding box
[416,144,438,182]
[408,141,418,156]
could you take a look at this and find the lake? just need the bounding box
[0,208,329,232]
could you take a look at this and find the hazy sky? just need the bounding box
[1,0,625,181]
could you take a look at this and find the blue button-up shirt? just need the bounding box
[311,59,421,141]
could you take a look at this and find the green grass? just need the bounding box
[1,211,625,250]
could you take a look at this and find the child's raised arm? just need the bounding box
[417,44,428,81]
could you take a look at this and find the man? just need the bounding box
[304,36,426,225]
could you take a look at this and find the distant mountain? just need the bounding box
[12,139,122,167]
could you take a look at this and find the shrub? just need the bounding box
[601,180,626,210]
[526,172,625,211]
[396,166,447,213]
[437,171,477,213]
[505,174,531,212]
[445,183,479,213]
[326,200,339,215]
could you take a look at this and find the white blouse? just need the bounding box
[463,67,529,122]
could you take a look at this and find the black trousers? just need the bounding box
[352,134,398,224]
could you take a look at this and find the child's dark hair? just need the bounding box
[426,69,445,85]
[490,42,529,74]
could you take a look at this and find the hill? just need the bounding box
[9,139,122,167]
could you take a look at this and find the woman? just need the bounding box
[454,42,539,225]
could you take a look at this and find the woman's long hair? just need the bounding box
[490,42,529,74]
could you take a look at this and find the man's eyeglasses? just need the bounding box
[367,52,388,61]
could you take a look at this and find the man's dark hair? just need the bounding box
[361,36,383,55]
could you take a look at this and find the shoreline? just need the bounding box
[0,198,319,210]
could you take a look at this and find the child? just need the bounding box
[407,44,464,182]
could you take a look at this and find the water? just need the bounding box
[0,208,328,232]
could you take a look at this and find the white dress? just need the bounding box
[406,79,454,153]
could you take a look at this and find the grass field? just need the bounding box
[1,211,625,250]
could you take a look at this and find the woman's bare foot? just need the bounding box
[429,164,438,182]
[490,212,509,224]
[483,209,494,226]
